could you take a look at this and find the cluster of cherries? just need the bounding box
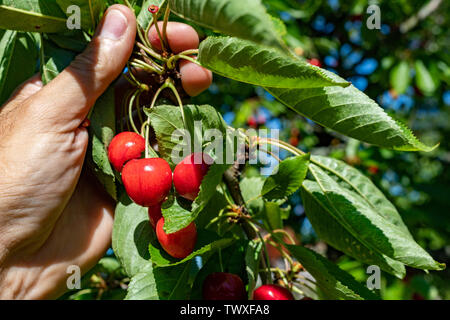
[108,132,296,300]
[108,131,210,259]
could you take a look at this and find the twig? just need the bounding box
[400,0,442,33]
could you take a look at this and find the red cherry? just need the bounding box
[156,218,197,259]
[122,158,172,207]
[412,293,425,300]
[148,203,163,229]
[350,14,362,22]
[308,58,322,67]
[247,115,257,128]
[253,284,294,300]
[289,136,299,146]
[368,165,379,175]
[202,272,247,300]
[108,132,145,172]
[173,153,212,201]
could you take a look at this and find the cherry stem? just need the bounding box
[220,183,235,207]
[218,249,224,273]
[151,12,166,53]
[291,285,305,296]
[165,79,186,129]
[123,74,136,87]
[130,59,163,75]
[293,279,317,295]
[124,0,150,47]
[135,93,144,125]
[121,90,134,132]
[137,26,150,48]
[136,42,164,61]
[272,229,296,247]
[140,121,148,138]
[264,233,295,267]
[145,80,171,158]
[247,220,273,284]
[259,147,282,162]
[166,49,199,69]
[274,267,290,287]
[123,0,133,10]
[162,4,171,50]
[205,210,236,229]
[128,90,141,134]
[295,274,317,286]
[177,54,200,67]
[259,137,304,156]
[125,64,152,91]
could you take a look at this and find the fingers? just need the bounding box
[29,5,136,130]
[149,22,212,96]
[0,75,43,116]
[179,59,213,97]
[5,74,43,104]
[149,21,199,53]
[19,170,115,299]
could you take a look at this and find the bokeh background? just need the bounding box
[63,0,450,300]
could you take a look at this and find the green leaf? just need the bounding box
[198,37,348,88]
[47,32,89,53]
[263,201,283,230]
[56,0,106,32]
[148,104,227,168]
[89,86,116,200]
[240,176,265,215]
[40,35,76,84]
[0,0,67,33]
[112,193,153,277]
[310,155,411,236]
[126,262,192,300]
[287,245,380,300]
[262,154,310,200]
[266,85,436,152]
[415,60,437,96]
[162,163,231,233]
[245,240,262,299]
[0,31,38,106]
[137,0,166,29]
[309,165,445,271]
[126,270,158,300]
[169,0,285,49]
[189,163,231,218]
[301,180,406,278]
[149,229,234,267]
[97,257,122,275]
[161,197,191,233]
[195,189,229,229]
[270,16,287,37]
[390,61,411,95]
[0,30,16,105]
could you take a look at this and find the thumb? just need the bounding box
[30,4,136,129]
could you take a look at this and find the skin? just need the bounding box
[0,5,212,299]
[150,21,212,96]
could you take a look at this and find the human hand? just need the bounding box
[0,4,212,299]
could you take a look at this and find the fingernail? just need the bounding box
[99,9,128,40]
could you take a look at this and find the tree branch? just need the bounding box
[400,0,442,33]
[222,154,271,284]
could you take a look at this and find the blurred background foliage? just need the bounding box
[63,0,449,300]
